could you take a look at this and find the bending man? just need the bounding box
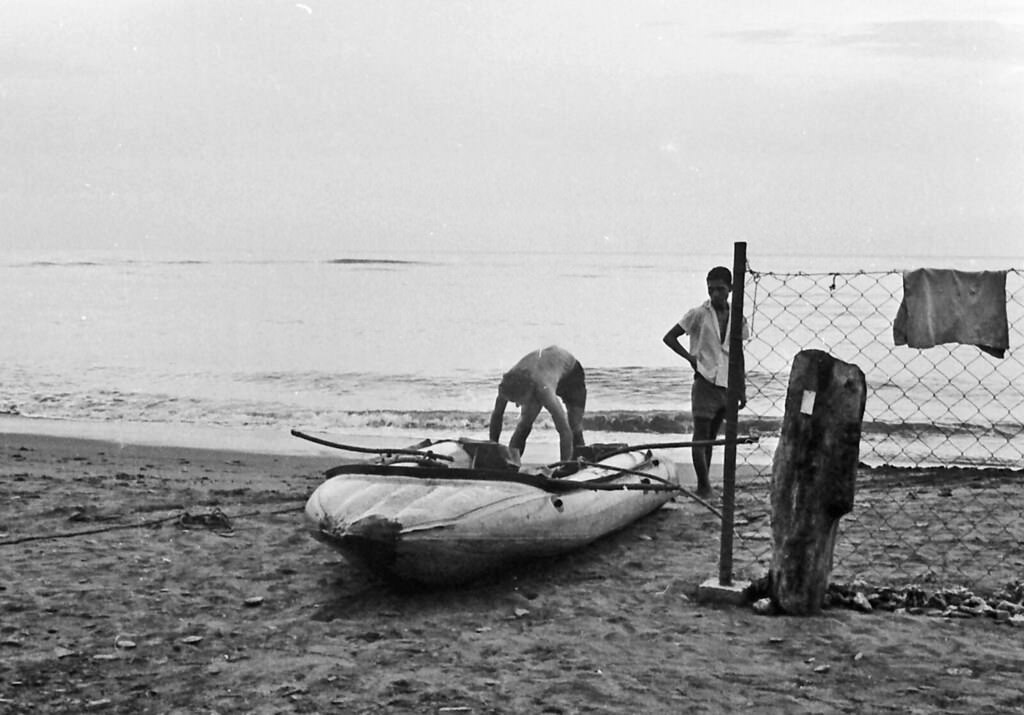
[489,345,586,463]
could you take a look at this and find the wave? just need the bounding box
[7,386,1018,441]
[7,257,431,269]
[10,258,250,268]
[18,260,101,267]
[323,258,428,266]
[301,409,1022,440]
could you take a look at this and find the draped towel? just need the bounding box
[892,268,1009,358]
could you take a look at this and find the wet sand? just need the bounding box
[2,429,1023,714]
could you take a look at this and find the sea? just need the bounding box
[1,248,1020,467]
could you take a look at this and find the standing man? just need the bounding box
[662,266,748,498]
[489,345,586,463]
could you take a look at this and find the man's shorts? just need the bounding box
[555,361,587,408]
[691,373,727,420]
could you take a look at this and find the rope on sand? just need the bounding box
[0,503,306,546]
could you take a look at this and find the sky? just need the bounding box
[2,1,1023,260]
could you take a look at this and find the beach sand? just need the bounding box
[2,429,1023,714]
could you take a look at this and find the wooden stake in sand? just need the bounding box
[769,349,866,615]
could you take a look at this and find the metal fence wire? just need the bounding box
[730,264,1023,593]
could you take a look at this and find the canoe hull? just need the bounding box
[305,444,681,586]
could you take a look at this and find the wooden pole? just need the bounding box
[717,241,747,586]
[769,349,866,615]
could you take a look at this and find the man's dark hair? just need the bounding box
[499,370,533,401]
[706,266,732,286]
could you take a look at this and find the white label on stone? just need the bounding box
[801,390,816,415]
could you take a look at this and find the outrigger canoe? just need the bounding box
[297,432,684,586]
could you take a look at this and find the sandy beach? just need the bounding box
[3,427,1023,714]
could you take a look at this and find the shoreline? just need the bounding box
[0,414,710,468]
[0,414,350,458]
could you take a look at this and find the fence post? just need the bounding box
[698,241,749,605]
[769,349,866,615]
[718,242,747,585]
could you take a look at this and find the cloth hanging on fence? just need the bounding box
[892,268,1009,358]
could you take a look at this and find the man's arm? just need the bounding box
[737,317,749,409]
[738,346,748,410]
[663,324,697,372]
[488,395,508,443]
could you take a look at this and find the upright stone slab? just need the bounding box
[769,349,866,615]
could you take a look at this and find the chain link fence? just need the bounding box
[730,264,1023,594]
